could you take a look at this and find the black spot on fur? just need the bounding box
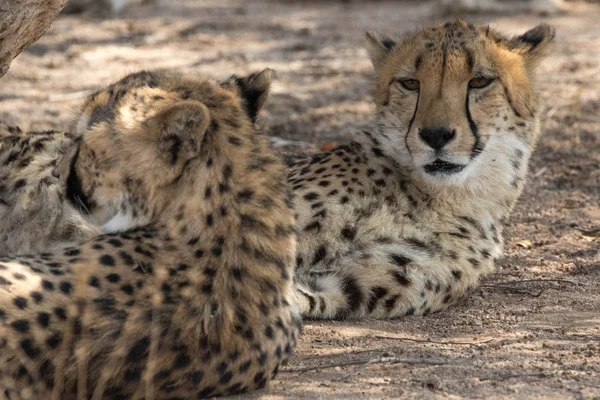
[303,192,319,201]
[367,286,388,313]
[392,270,411,286]
[451,269,462,280]
[127,337,150,363]
[341,226,357,241]
[54,307,67,320]
[304,221,321,232]
[59,281,73,294]
[389,254,410,267]
[311,246,327,265]
[339,276,363,315]
[37,312,51,327]
[384,295,399,312]
[99,254,116,267]
[20,338,41,359]
[13,297,27,309]
[11,319,29,333]
[46,332,62,349]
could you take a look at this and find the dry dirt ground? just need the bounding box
[0,0,599,398]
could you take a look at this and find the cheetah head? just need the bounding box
[55,69,274,232]
[365,20,554,186]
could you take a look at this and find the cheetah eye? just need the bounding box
[468,76,495,89]
[397,79,420,92]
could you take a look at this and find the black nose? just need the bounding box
[419,127,456,151]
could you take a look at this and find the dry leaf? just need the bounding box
[516,239,533,249]
[320,142,336,152]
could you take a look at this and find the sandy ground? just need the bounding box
[0,0,599,398]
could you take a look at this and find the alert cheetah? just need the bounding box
[0,69,300,399]
[290,20,555,318]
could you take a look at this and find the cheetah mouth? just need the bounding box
[424,160,465,175]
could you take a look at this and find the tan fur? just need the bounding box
[0,21,554,322]
[288,20,554,318]
[0,69,300,399]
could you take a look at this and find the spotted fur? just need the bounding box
[290,20,555,318]
[0,69,300,399]
[0,125,101,256]
[0,21,554,322]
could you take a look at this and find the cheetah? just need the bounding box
[0,21,554,321]
[0,69,301,399]
[288,20,555,318]
[0,125,100,256]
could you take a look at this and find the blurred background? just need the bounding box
[0,1,598,398]
[1,0,598,148]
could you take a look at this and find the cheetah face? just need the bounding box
[55,69,273,232]
[366,21,554,185]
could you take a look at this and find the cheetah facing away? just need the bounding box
[0,69,300,398]
[290,20,555,318]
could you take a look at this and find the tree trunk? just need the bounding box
[0,0,68,78]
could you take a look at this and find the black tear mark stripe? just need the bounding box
[66,148,93,212]
[404,91,420,153]
[465,91,482,159]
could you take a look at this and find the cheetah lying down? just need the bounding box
[0,70,301,398]
[1,21,554,323]
[0,125,101,256]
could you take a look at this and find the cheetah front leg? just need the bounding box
[294,242,485,319]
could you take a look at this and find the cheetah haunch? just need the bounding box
[0,69,301,399]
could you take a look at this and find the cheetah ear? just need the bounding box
[233,69,274,123]
[365,31,396,68]
[509,24,555,67]
[147,100,210,165]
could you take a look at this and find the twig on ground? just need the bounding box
[332,357,459,381]
[533,166,547,178]
[479,372,549,382]
[282,356,461,375]
[490,287,547,297]
[486,279,577,286]
[481,278,577,298]
[373,336,494,345]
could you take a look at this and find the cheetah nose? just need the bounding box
[419,127,456,151]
